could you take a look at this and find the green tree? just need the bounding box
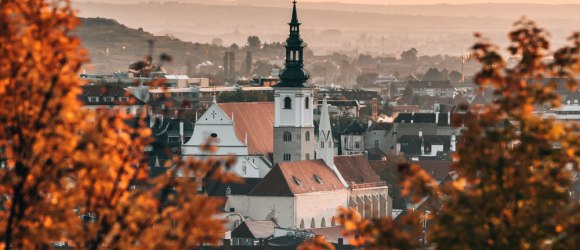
[401,48,418,63]
[247,36,261,49]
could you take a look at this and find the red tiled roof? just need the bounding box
[231,220,276,239]
[334,155,381,184]
[219,102,274,156]
[250,160,346,196]
[415,160,453,181]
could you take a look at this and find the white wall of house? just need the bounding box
[226,196,295,228]
[294,190,348,229]
[182,103,271,178]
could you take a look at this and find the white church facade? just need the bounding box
[224,1,391,230]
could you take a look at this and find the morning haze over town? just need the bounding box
[1,0,579,249]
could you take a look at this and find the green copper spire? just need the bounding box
[277,0,310,88]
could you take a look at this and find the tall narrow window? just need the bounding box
[284,153,291,161]
[321,141,324,148]
[283,131,292,142]
[305,131,310,141]
[284,96,292,109]
[305,96,309,109]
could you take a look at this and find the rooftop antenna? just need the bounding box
[146,39,154,64]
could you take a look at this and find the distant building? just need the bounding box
[408,80,455,98]
[80,85,146,115]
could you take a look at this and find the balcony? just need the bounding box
[350,181,387,189]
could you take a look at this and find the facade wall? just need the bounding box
[364,130,393,154]
[349,187,392,219]
[294,190,349,229]
[394,123,437,138]
[273,127,315,165]
[341,134,365,155]
[226,196,295,228]
[273,87,316,165]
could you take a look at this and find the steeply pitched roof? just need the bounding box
[343,120,366,134]
[368,122,392,131]
[204,178,262,197]
[398,135,452,155]
[80,85,145,105]
[218,102,275,156]
[415,160,453,182]
[249,160,346,196]
[408,80,454,89]
[334,155,381,184]
[231,220,276,239]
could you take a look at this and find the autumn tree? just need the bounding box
[0,0,236,249]
[305,19,580,250]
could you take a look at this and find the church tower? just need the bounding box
[273,1,315,165]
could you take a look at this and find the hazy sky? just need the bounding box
[313,0,580,4]
[75,0,580,5]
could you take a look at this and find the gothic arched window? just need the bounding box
[321,217,326,227]
[284,96,292,109]
[283,131,292,142]
[310,218,316,229]
[305,96,309,109]
[305,131,310,141]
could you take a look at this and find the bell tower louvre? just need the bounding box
[272,1,315,165]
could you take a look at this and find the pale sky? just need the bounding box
[313,0,580,4]
[75,0,580,5]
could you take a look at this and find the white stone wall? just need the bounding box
[294,190,349,229]
[225,196,295,228]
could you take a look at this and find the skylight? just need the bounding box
[314,174,323,184]
[292,176,302,186]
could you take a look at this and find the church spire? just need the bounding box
[291,0,299,25]
[276,0,310,88]
[317,96,348,187]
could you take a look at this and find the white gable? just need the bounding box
[182,102,247,156]
[197,103,234,125]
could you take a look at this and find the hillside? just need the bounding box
[76,18,228,74]
[73,1,580,57]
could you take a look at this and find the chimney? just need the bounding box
[435,112,439,124]
[448,112,451,125]
[451,134,457,151]
[179,121,184,144]
[149,115,155,128]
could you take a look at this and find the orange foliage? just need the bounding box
[0,0,237,249]
[302,18,580,250]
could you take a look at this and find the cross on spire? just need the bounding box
[276,0,310,88]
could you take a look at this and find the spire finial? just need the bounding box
[291,0,299,25]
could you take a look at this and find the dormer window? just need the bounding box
[103,97,114,102]
[292,176,302,186]
[119,97,129,102]
[88,97,99,102]
[284,97,292,109]
[314,174,323,184]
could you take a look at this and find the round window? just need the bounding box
[210,133,218,138]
